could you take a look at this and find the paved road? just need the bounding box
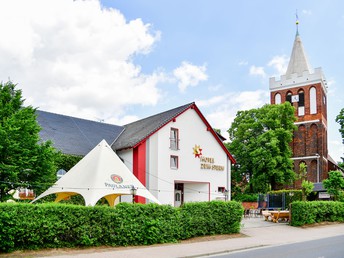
[34,218,344,258]
[210,235,344,258]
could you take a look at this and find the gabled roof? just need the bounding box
[112,102,194,150]
[112,102,236,163]
[37,110,124,156]
[285,34,312,79]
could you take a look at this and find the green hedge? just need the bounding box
[180,201,243,239]
[232,193,258,202]
[0,201,243,253]
[290,201,344,226]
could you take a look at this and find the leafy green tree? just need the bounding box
[55,153,82,172]
[323,170,344,201]
[227,102,296,192]
[336,108,344,142]
[0,81,58,202]
[335,108,344,168]
[299,163,314,201]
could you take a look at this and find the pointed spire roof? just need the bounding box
[285,33,312,79]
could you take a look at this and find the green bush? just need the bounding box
[180,201,243,239]
[290,201,344,226]
[232,193,258,202]
[0,201,243,253]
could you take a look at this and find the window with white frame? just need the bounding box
[310,87,317,114]
[274,93,281,104]
[170,128,179,150]
[170,155,178,169]
[298,90,305,116]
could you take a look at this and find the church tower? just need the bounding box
[269,25,328,187]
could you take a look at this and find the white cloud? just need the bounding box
[238,60,248,66]
[197,89,270,138]
[173,61,208,92]
[302,10,312,16]
[0,0,163,121]
[267,55,289,75]
[249,65,266,78]
[328,140,344,163]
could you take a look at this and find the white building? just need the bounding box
[37,102,235,206]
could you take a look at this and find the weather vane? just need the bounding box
[295,9,299,35]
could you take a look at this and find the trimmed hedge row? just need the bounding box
[0,201,243,253]
[290,201,344,226]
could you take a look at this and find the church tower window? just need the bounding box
[298,90,305,116]
[310,87,317,114]
[286,92,292,104]
[275,93,281,104]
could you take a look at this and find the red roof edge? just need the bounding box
[133,103,236,164]
[132,103,194,149]
[191,103,236,164]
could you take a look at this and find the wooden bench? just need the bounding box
[270,211,290,223]
[262,210,272,221]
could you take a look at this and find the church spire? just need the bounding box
[285,16,312,79]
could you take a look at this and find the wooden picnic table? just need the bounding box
[270,210,290,223]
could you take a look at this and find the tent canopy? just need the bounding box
[32,140,160,206]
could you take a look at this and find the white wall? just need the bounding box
[117,149,133,172]
[148,108,231,205]
[184,183,209,202]
[116,149,133,203]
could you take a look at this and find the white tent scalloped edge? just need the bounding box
[32,139,161,206]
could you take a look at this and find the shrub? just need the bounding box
[0,201,243,253]
[180,201,243,239]
[232,193,258,202]
[290,201,344,226]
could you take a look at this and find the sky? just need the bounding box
[0,0,343,162]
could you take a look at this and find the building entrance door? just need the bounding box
[174,182,184,207]
[174,190,182,207]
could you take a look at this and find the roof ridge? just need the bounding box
[123,102,195,127]
[113,102,195,150]
[36,109,121,127]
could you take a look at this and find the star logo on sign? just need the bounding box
[193,145,202,158]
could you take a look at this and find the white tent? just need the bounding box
[32,140,160,206]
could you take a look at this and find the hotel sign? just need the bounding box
[200,156,225,171]
[193,145,225,171]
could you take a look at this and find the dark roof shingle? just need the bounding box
[112,102,194,150]
[37,110,124,156]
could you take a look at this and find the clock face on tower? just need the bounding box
[291,95,299,102]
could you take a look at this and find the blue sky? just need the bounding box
[0,0,343,162]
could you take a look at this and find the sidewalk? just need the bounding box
[37,218,344,258]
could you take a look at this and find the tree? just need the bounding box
[227,102,296,193]
[0,81,58,202]
[335,108,344,168]
[323,170,344,201]
[336,108,344,142]
[299,163,314,201]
